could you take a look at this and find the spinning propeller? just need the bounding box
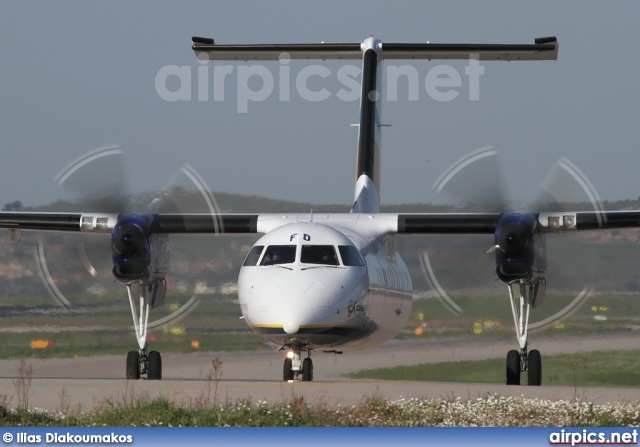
[422,146,602,329]
[36,145,224,339]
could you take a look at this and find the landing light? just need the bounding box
[287,351,295,359]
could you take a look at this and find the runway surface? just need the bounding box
[0,332,639,413]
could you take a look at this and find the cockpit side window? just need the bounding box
[243,245,264,266]
[260,245,296,265]
[301,245,339,266]
[338,246,365,266]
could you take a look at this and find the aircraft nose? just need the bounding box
[242,266,363,337]
[283,321,300,334]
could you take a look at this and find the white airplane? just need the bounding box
[2,35,638,385]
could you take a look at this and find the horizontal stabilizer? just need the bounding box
[193,40,361,61]
[193,37,558,61]
[381,36,558,60]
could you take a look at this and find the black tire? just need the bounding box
[528,349,542,386]
[283,358,294,381]
[147,350,162,380]
[506,350,520,385]
[302,358,313,382]
[126,351,140,380]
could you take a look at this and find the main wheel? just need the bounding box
[506,350,520,385]
[126,351,140,380]
[148,350,162,380]
[302,358,313,382]
[283,358,294,381]
[527,349,542,386]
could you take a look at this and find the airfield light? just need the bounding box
[30,340,54,349]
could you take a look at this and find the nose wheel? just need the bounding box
[302,357,313,381]
[282,342,313,382]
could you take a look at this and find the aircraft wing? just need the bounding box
[0,212,87,232]
[396,210,640,234]
[2,210,640,236]
[0,212,258,234]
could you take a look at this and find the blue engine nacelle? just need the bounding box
[111,214,168,284]
[495,213,545,284]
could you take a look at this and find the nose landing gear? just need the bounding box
[281,341,313,382]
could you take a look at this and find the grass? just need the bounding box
[0,333,265,360]
[3,391,640,427]
[0,292,267,359]
[399,291,640,343]
[347,349,640,387]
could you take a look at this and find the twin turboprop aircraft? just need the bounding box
[2,35,639,385]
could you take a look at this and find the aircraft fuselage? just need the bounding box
[238,221,412,350]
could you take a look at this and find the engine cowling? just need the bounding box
[494,213,542,283]
[111,214,168,283]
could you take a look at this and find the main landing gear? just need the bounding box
[125,281,164,380]
[506,281,543,386]
[282,341,313,382]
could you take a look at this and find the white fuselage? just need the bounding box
[238,220,413,350]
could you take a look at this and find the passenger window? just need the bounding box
[338,246,365,266]
[243,245,264,266]
[260,245,296,265]
[301,245,339,266]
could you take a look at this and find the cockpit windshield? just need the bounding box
[260,245,296,265]
[246,243,364,267]
[338,245,365,266]
[301,245,339,266]
[243,245,264,266]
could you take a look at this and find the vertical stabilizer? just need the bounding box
[352,37,383,214]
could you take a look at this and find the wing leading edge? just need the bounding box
[397,210,640,235]
[1,210,640,236]
[0,212,258,234]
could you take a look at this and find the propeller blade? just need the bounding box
[146,163,224,232]
[54,145,130,213]
[538,157,605,219]
[432,146,507,212]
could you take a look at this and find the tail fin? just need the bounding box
[192,36,558,214]
[352,37,383,213]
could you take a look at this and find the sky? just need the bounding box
[1,1,640,210]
